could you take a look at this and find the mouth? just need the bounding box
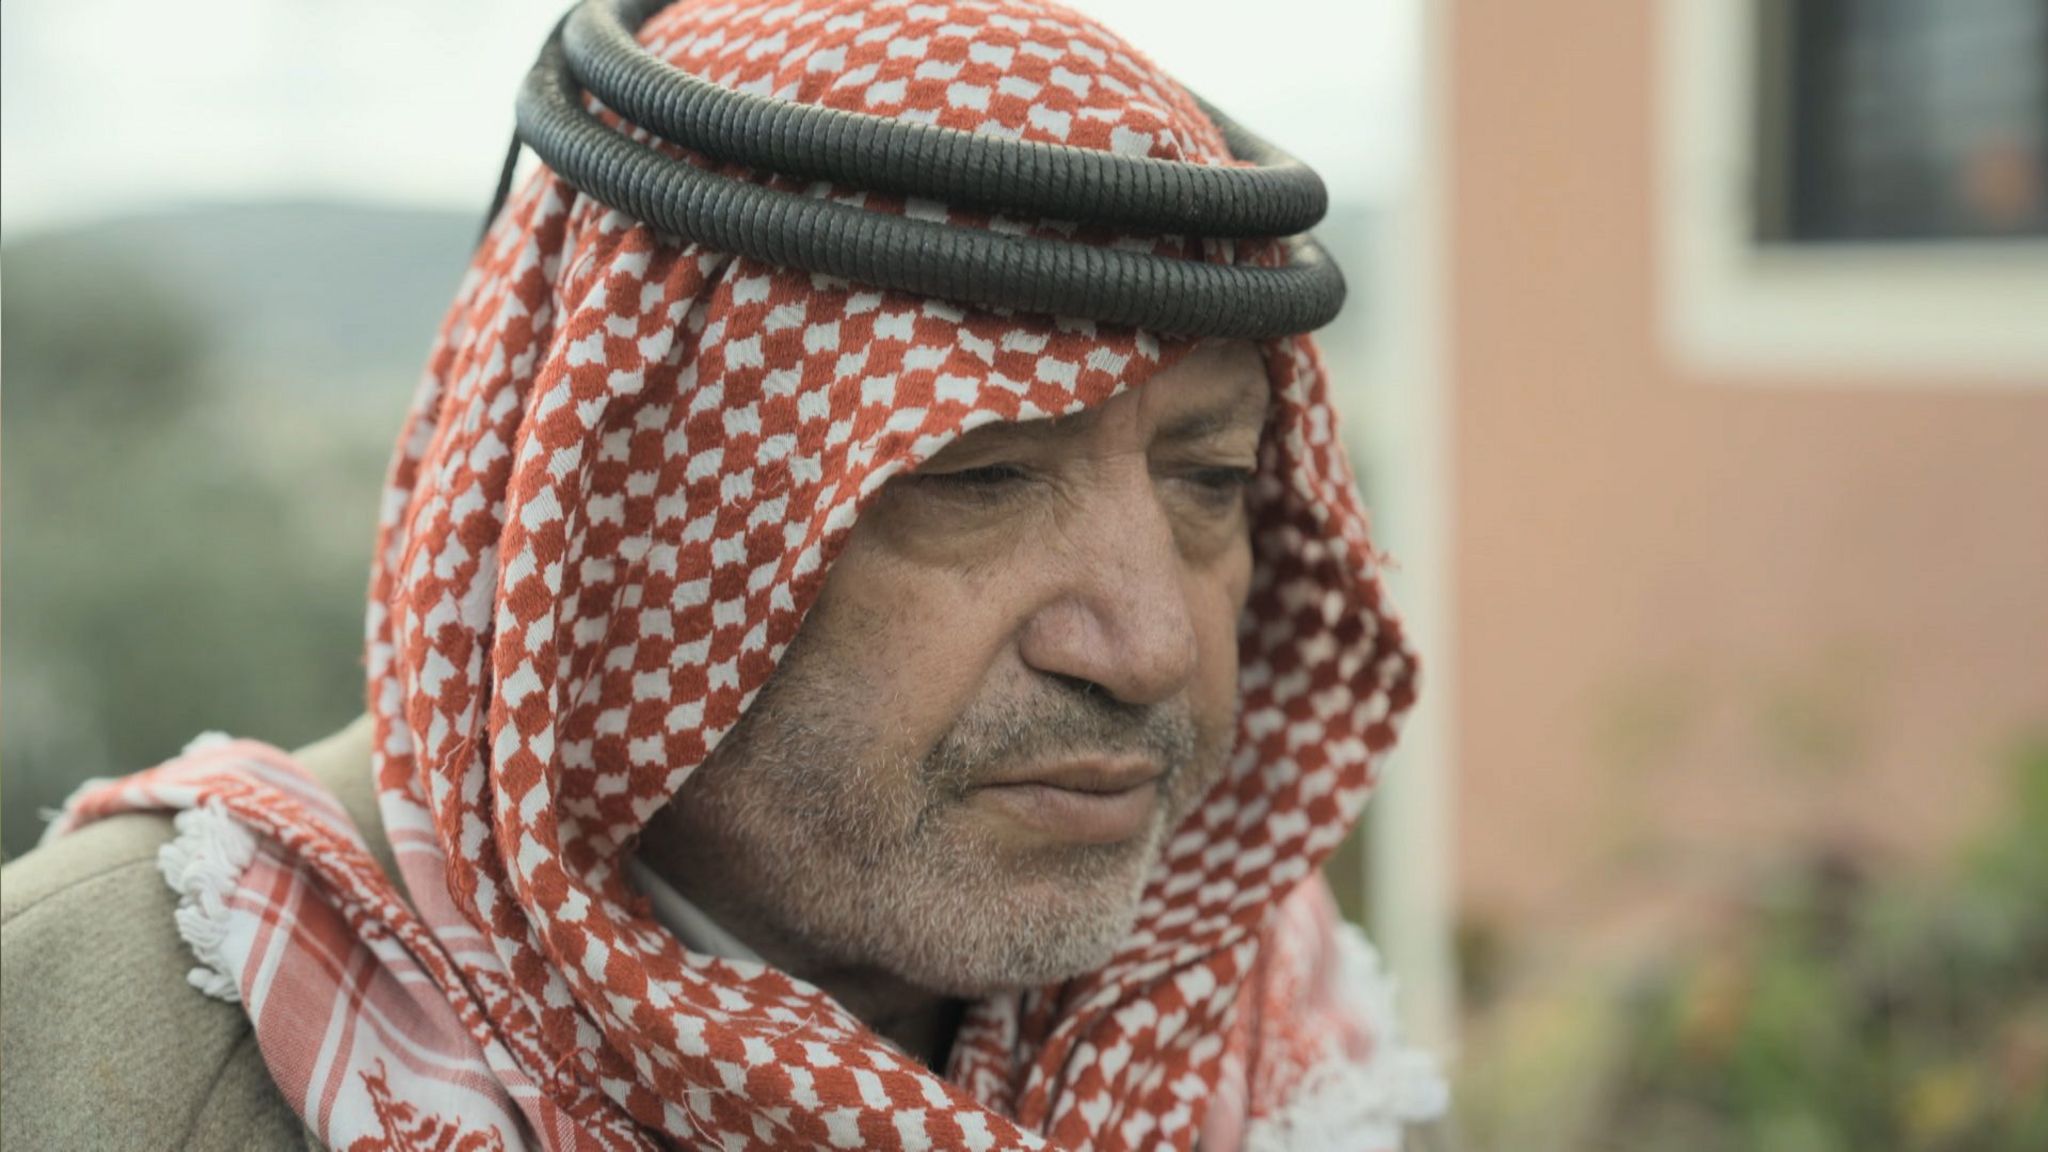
[972,758,1167,845]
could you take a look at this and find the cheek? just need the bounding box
[805,533,1018,763]
[1188,537,1254,752]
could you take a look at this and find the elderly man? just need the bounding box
[1,0,1444,1147]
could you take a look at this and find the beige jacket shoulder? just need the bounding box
[1,717,388,1151]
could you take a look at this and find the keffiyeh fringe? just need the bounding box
[157,801,259,1004]
[1243,926,1448,1152]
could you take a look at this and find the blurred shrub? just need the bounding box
[2,234,400,856]
[1594,738,2048,1151]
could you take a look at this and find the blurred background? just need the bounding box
[4,1,2046,1149]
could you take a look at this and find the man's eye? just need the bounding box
[915,464,1033,500]
[1182,466,1256,504]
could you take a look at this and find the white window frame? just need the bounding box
[1355,0,1457,1060]
[1659,0,2048,383]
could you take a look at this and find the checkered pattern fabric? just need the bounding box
[52,0,1440,1147]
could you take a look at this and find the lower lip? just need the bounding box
[974,780,1161,845]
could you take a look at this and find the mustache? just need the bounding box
[919,685,1200,796]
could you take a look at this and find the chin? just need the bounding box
[875,846,1157,997]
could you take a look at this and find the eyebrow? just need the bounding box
[940,373,1270,455]
[1154,383,1271,446]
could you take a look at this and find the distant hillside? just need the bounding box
[3,200,478,388]
[0,199,482,857]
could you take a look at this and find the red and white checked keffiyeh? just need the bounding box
[52,0,1445,1147]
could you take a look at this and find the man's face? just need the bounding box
[645,340,1268,996]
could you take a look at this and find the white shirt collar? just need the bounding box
[624,856,764,964]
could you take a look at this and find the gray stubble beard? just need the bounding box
[662,658,1216,998]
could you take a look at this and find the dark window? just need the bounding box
[1754,0,2048,243]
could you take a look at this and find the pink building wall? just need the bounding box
[1446,1,2048,950]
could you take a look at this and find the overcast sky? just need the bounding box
[1,0,1417,240]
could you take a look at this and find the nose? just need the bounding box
[1014,470,1200,708]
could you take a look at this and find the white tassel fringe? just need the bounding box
[1244,924,1450,1152]
[156,801,259,1003]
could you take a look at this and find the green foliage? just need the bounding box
[1,244,211,423]
[2,236,397,856]
[1593,740,2048,1152]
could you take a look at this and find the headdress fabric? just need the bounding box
[52,0,1435,1147]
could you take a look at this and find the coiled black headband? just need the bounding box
[490,0,1347,338]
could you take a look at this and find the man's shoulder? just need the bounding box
[1,769,332,1149]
